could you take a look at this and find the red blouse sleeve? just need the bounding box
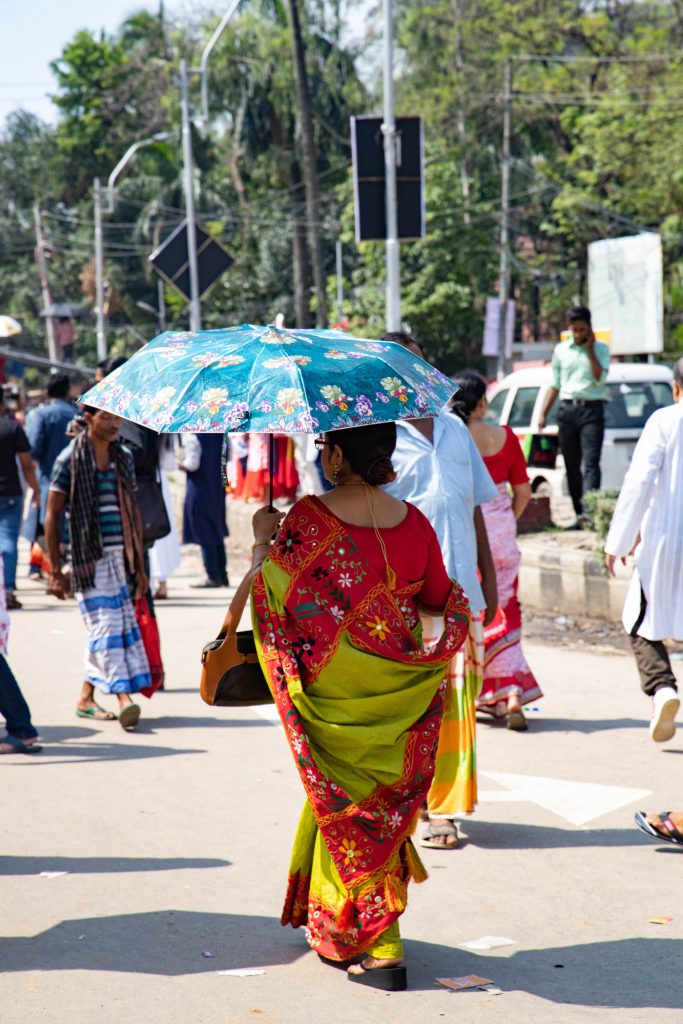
[506,426,530,486]
[413,508,452,611]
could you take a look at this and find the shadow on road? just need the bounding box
[0,856,230,876]
[0,910,305,974]
[461,820,647,850]
[142,716,274,730]
[405,936,683,1007]
[477,715,648,734]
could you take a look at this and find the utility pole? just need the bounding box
[180,59,202,331]
[496,60,512,379]
[93,178,107,361]
[382,0,401,332]
[335,240,344,322]
[33,205,58,365]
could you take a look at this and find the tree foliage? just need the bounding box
[2,0,683,384]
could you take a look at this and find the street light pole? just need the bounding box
[180,58,202,332]
[93,178,107,361]
[496,60,512,379]
[199,0,242,123]
[382,0,401,332]
[95,131,174,361]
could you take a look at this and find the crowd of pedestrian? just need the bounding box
[0,313,680,988]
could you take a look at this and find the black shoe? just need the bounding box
[565,519,583,531]
[6,593,22,609]
[191,578,223,589]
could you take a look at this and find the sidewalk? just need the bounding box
[2,540,682,1023]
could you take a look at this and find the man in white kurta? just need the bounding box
[604,358,683,742]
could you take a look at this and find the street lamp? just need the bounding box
[181,2,244,332]
[94,131,174,360]
[382,0,401,332]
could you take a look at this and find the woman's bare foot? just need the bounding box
[153,581,168,600]
[348,956,403,975]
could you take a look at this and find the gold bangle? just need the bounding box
[252,540,271,552]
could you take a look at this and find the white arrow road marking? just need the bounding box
[479,771,651,826]
[250,704,280,723]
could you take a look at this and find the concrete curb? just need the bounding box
[518,534,629,622]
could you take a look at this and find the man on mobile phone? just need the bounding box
[538,306,610,528]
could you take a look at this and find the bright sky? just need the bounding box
[1,1,373,128]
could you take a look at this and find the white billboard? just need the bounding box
[588,232,663,356]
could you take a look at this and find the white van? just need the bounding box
[485,362,674,498]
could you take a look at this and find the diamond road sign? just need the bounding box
[149,220,233,301]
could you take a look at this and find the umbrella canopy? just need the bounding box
[80,324,457,434]
[0,315,23,338]
[39,302,87,318]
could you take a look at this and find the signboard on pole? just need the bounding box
[351,116,425,242]
[588,232,663,356]
[149,220,233,301]
[482,296,515,357]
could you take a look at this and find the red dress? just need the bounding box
[478,426,543,709]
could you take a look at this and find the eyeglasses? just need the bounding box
[314,437,332,451]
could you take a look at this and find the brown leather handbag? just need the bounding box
[199,574,274,707]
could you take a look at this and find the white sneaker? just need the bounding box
[650,687,680,743]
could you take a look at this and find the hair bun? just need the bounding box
[364,455,396,486]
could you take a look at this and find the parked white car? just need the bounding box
[484,362,674,499]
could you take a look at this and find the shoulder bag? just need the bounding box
[199,573,273,707]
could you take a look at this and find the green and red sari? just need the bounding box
[251,496,470,961]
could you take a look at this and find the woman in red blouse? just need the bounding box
[453,371,543,729]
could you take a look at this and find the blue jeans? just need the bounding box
[0,655,38,740]
[0,495,23,592]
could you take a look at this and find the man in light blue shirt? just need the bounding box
[538,306,611,524]
[384,331,497,850]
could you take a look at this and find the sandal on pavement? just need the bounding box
[76,705,117,721]
[634,810,683,846]
[347,960,407,991]
[0,734,42,754]
[507,710,528,731]
[118,703,141,731]
[420,821,459,849]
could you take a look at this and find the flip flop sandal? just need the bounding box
[420,821,459,849]
[0,735,42,754]
[76,706,117,721]
[507,710,528,731]
[347,961,407,991]
[118,704,141,730]
[634,810,683,846]
[318,953,365,971]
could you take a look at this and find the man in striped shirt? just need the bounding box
[45,408,150,730]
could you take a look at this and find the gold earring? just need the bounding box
[332,464,340,484]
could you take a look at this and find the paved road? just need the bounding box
[3,546,682,1023]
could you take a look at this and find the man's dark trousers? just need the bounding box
[557,400,605,516]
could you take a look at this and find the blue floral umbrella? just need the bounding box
[80,324,457,435]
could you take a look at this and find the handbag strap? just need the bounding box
[217,570,254,639]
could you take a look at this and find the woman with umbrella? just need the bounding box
[245,422,469,989]
[79,323,470,987]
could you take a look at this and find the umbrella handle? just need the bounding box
[268,433,275,512]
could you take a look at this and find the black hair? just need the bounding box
[103,355,127,375]
[451,369,487,423]
[383,330,425,356]
[326,422,397,486]
[567,305,591,324]
[47,373,70,399]
[674,356,683,387]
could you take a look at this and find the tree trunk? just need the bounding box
[291,159,312,327]
[286,0,328,326]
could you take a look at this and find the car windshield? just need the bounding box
[605,380,673,429]
[484,388,508,424]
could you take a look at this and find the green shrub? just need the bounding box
[582,489,620,544]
